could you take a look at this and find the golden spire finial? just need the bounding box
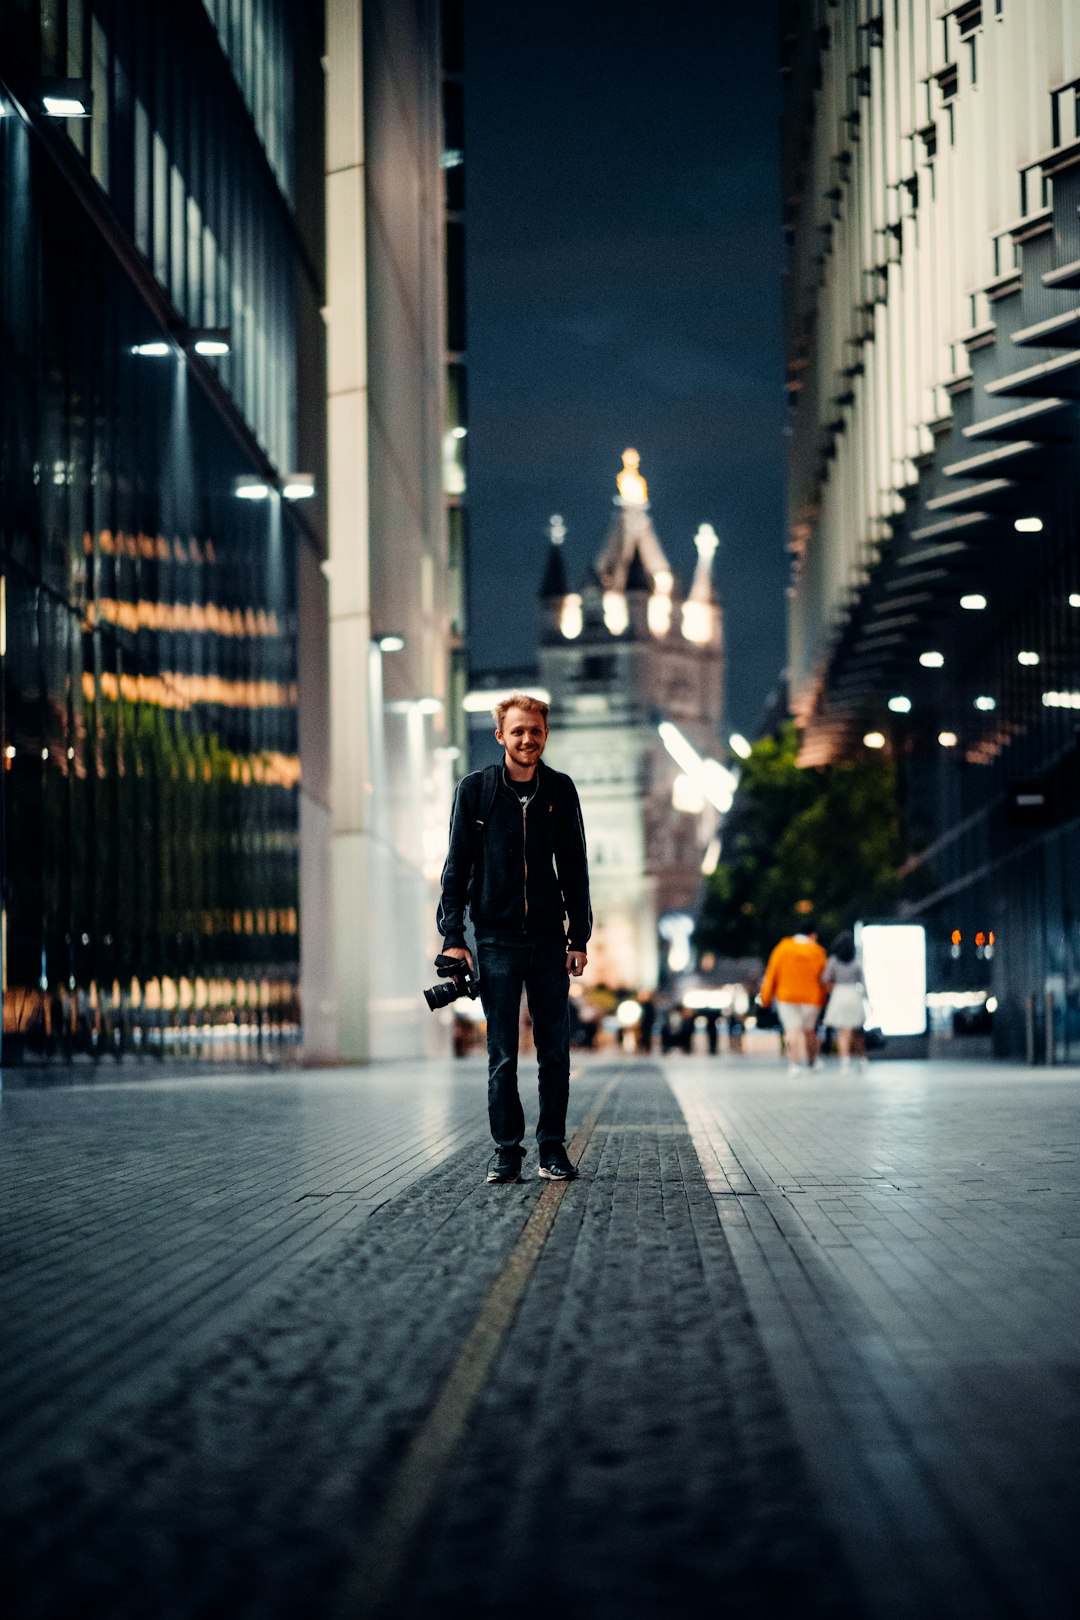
[616,447,648,506]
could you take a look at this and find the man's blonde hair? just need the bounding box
[493,692,549,730]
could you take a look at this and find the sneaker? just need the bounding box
[538,1144,578,1180]
[787,1062,801,1077]
[486,1148,524,1184]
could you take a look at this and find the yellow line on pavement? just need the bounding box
[344,1071,620,1618]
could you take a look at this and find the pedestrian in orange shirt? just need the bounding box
[760,927,828,1074]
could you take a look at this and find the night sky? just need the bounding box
[463,0,786,734]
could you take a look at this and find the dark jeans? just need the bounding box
[477,939,570,1153]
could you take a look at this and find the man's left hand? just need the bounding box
[567,951,587,977]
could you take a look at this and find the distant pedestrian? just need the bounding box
[726,1011,744,1054]
[637,993,656,1054]
[760,926,827,1074]
[821,931,867,1071]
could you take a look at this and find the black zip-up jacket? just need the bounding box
[437,761,592,952]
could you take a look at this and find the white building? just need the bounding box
[315,0,466,1061]
[783,0,1080,1058]
[538,451,725,991]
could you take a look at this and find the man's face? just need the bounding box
[496,707,548,770]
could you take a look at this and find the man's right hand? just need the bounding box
[443,946,475,974]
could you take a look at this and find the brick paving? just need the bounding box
[1,1055,1078,1618]
[669,1057,1080,1619]
[0,1061,486,1464]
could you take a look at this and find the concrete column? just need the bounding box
[325,0,372,1062]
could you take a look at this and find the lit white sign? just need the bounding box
[858,923,927,1037]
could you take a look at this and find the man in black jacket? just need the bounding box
[438,693,591,1184]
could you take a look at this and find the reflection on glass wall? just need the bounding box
[0,93,304,1064]
[3,0,324,478]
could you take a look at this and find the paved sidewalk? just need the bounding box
[0,1060,488,1464]
[669,1058,1080,1618]
[2,1055,1078,1618]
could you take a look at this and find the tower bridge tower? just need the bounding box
[539,450,724,990]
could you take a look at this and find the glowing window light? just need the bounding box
[887,696,912,714]
[960,593,987,610]
[377,634,405,652]
[647,593,672,636]
[1042,690,1080,709]
[919,650,945,668]
[701,835,722,875]
[1069,593,1080,608]
[1017,650,1040,666]
[672,772,706,814]
[681,600,712,644]
[193,337,230,357]
[603,591,628,635]
[559,594,582,639]
[728,732,753,759]
[131,341,171,357]
[416,697,443,715]
[282,474,315,500]
[442,431,466,495]
[938,731,958,747]
[1014,516,1043,533]
[863,731,886,749]
[974,695,996,711]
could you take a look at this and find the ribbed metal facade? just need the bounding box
[784,1,1080,1059]
[0,0,326,1064]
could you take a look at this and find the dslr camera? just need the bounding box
[423,953,480,1013]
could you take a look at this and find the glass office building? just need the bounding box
[0,0,326,1061]
[783,2,1080,1060]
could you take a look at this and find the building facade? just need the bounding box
[538,451,724,991]
[0,0,465,1066]
[0,0,325,1062]
[783,0,1080,1058]
[323,0,467,1061]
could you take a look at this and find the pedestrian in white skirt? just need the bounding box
[821,932,867,1070]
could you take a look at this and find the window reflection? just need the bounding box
[1,120,303,1066]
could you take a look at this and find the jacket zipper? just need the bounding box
[521,797,529,928]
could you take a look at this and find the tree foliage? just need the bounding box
[695,722,905,960]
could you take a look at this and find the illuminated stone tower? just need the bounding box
[539,450,725,990]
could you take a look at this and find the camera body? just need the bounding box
[423,953,480,1012]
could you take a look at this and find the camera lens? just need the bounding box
[423,978,460,1012]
